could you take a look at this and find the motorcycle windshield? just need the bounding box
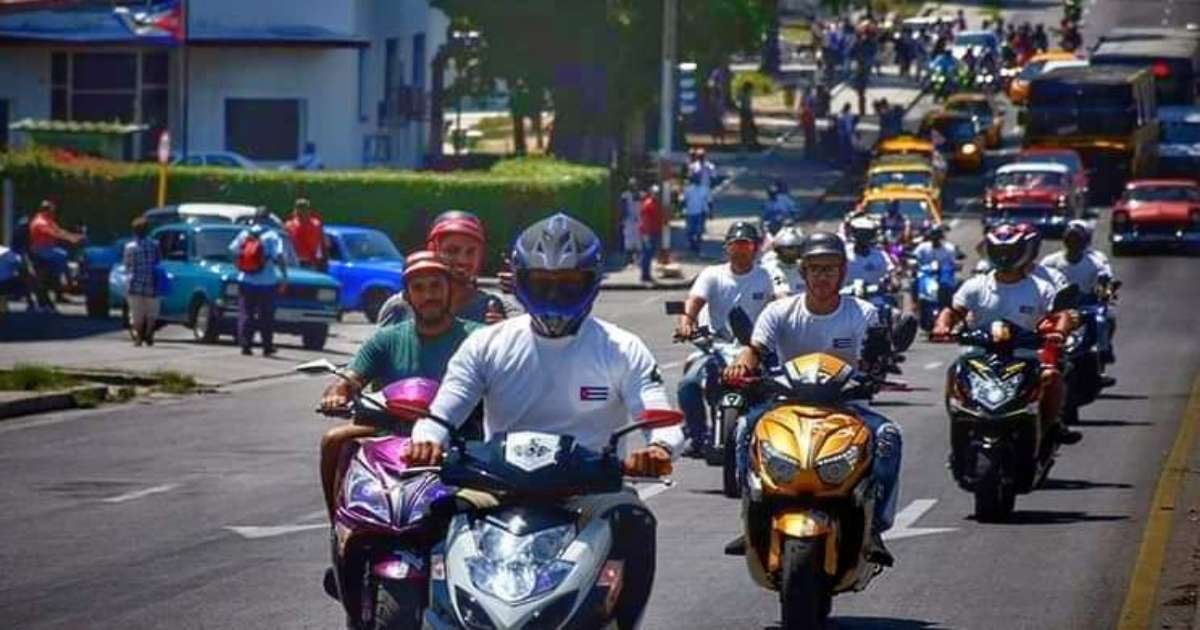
[440,432,623,498]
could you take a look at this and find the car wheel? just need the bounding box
[86,285,110,319]
[190,299,219,344]
[363,289,391,324]
[302,324,329,351]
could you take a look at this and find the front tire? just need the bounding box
[892,312,918,353]
[191,299,219,344]
[973,450,1015,522]
[722,408,741,499]
[372,578,422,630]
[302,324,329,351]
[780,538,831,630]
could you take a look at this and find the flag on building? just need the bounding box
[113,0,185,44]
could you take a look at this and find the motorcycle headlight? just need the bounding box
[1064,328,1085,354]
[317,288,337,303]
[759,441,801,485]
[342,463,390,523]
[961,143,978,156]
[816,445,861,485]
[222,282,239,299]
[967,371,1023,411]
[466,522,575,603]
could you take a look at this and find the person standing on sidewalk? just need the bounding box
[800,92,817,159]
[284,198,327,272]
[620,177,641,264]
[638,185,664,283]
[122,217,161,347]
[837,103,859,167]
[682,174,711,255]
[738,82,760,152]
[229,207,288,356]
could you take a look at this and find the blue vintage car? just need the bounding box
[324,224,405,322]
[108,222,340,350]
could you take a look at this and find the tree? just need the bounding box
[432,0,770,164]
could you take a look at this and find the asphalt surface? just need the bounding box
[4,2,1200,628]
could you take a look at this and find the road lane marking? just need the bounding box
[883,499,958,541]
[1117,375,1200,629]
[100,483,178,504]
[226,524,327,540]
[923,361,944,371]
[635,481,674,501]
[661,360,684,371]
[948,218,961,229]
[639,295,661,306]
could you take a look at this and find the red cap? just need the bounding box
[403,250,451,281]
[427,216,485,250]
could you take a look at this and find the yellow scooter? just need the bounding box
[737,353,885,628]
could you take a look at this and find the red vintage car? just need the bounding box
[1110,179,1200,256]
[1016,147,1089,208]
[983,162,1080,236]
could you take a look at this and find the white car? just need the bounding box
[171,151,260,170]
[951,30,1000,60]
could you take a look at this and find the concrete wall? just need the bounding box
[0,48,50,148]
[192,0,355,34]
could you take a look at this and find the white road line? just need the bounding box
[923,361,944,370]
[883,498,958,541]
[948,218,961,229]
[639,295,661,306]
[661,360,684,371]
[100,483,178,504]
[225,524,327,540]
[635,481,674,501]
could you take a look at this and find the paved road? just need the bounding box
[4,3,1200,628]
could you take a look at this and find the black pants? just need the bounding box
[238,283,276,351]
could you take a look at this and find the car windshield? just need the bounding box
[341,231,402,261]
[863,199,931,222]
[1022,154,1081,173]
[194,228,300,266]
[1162,121,1200,144]
[933,118,976,141]
[1127,186,1200,202]
[995,171,1067,188]
[948,101,991,118]
[869,171,933,189]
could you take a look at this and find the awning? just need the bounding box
[0,8,368,47]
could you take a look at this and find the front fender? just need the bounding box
[770,510,840,576]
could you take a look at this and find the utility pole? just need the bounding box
[658,0,678,266]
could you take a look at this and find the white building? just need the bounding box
[0,0,448,169]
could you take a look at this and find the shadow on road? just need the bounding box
[1074,418,1153,427]
[969,510,1128,525]
[1041,478,1134,491]
[0,310,122,342]
[829,617,948,629]
[1097,393,1151,401]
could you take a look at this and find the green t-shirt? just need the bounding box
[348,317,481,388]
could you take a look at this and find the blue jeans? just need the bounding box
[639,236,658,282]
[685,214,705,252]
[238,283,277,351]
[736,401,902,533]
[676,355,722,446]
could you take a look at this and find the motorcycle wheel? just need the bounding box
[780,538,832,630]
[373,579,422,630]
[919,301,937,332]
[893,312,919,353]
[973,450,1015,522]
[722,408,741,499]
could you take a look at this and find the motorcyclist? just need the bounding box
[762,181,797,236]
[27,199,83,311]
[376,210,513,327]
[845,217,897,290]
[676,222,775,456]
[406,213,684,628]
[1020,223,1070,291]
[1042,219,1118,378]
[932,223,1082,445]
[316,251,481,519]
[724,231,902,565]
[880,199,914,245]
[760,225,806,298]
[909,223,960,310]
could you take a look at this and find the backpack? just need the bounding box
[236,232,266,273]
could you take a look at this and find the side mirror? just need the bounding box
[728,307,754,346]
[1052,284,1082,311]
[296,358,339,374]
[611,409,684,443]
[381,378,439,421]
[664,300,685,316]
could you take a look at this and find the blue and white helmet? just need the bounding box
[511,213,604,338]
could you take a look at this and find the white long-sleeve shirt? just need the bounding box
[414,315,685,455]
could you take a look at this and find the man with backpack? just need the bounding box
[228,207,288,356]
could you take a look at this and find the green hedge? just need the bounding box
[0,152,613,273]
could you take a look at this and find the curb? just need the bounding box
[0,384,108,420]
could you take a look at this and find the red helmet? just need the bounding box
[984,223,1037,272]
[426,214,485,251]
[402,250,451,282]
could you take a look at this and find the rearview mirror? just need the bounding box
[610,409,684,443]
[381,377,439,421]
[728,307,754,346]
[295,358,339,375]
[664,301,685,316]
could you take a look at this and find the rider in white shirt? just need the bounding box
[911,224,959,268]
[844,217,896,289]
[1041,220,1113,295]
[676,222,774,456]
[759,225,806,298]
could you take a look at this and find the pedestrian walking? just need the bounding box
[620,177,641,263]
[738,82,760,152]
[799,90,817,159]
[122,217,162,347]
[682,174,710,255]
[284,198,327,271]
[837,104,859,167]
[638,185,664,283]
[228,207,289,356]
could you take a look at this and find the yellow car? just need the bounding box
[854,188,944,233]
[865,160,942,201]
[1008,50,1081,105]
[919,111,986,173]
[944,93,1005,149]
[875,135,948,183]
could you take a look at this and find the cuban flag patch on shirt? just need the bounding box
[580,386,610,401]
[832,337,853,349]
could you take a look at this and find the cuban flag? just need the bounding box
[113,0,185,44]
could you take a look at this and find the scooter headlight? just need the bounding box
[816,445,861,485]
[967,371,1023,411]
[759,441,801,484]
[342,463,390,523]
[466,522,575,603]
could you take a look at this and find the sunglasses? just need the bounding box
[804,263,842,277]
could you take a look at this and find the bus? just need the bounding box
[1091,36,1200,106]
[1025,65,1158,198]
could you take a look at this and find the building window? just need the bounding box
[411,33,426,90]
[357,48,368,123]
[225,98,302,161]
[49,50,169,158]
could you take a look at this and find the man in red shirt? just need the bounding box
[28,200,82,311]
[284,198,326,271]
[638,184,664,283]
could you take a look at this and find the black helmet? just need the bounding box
[800,231,847,260]
[724,221,761,245]
[927,223,946,239]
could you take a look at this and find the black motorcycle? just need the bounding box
[944,322,1060,522]
[1061,280,1120,423]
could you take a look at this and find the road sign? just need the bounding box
[677,62,698,116]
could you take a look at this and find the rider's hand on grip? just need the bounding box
[404,441,444,466]
[675,317,697,342]
[623,445,673,477]
[722,362,757,386]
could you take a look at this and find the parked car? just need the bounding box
[983,162,1080,235]
[1015,147,1090,209]
[1110,179,1200,255]
[324,225,406,323]
[108,222,339,349]
[82,203,278,318]
[170,151,260,170]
